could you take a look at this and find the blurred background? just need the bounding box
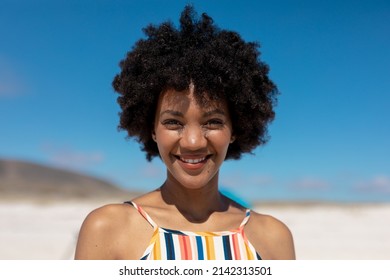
[0,0,389,260]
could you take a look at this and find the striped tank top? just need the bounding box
[125,201,261,260]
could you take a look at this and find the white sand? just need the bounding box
[256,203,390,259]
[1,200,389,260]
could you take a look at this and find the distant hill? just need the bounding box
[0,158,139,201]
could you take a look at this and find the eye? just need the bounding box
[161,119,183,130]
[204,119,225,129]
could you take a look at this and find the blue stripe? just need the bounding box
[162,227,186,235]
[222,235,232,260]
[195,236,204,260]
[164,232,175,260]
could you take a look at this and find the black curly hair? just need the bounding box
[112,5,278,161]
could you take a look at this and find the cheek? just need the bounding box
[208,130,232,147]
[155,129,179,152]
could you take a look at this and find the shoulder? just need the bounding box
[74,203,152,259]
[82,203,133,227]
[78,203,138,233]
[245,210,296,260]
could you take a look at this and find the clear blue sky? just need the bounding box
[1,0,389,203]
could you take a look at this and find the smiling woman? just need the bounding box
[74,5,295,260]
[153,86,234,191]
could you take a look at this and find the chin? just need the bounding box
[176,177,211,190]
[168,170,218,191]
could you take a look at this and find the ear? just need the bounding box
[230,135,236,144]
[152,130,157,142]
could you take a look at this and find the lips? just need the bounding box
[179,157,206,164]
[174,154,211,170]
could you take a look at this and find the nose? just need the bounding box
[180,125,207,150]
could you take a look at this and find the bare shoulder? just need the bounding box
[77,203,134,236]
[245,211,296,260]
[74,203,152,260]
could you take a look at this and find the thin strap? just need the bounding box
[124,201,158,229]
[239,209,251,229]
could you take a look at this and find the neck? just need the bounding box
[160,174,228,222]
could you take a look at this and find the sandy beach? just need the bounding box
[1,200,389,260]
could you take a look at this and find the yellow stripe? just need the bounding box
[245,242,254,260]
[150,229,161,260]
[205,236,216,260]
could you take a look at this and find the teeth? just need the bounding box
[180,157,205,164]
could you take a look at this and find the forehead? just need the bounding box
[156,88,228,113]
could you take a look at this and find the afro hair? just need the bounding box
[112,5,278,161]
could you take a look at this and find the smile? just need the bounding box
[173,155,211,166]
[180,157,206,164]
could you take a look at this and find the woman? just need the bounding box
[75,5,295,260]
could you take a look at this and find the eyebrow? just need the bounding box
[203,108,226,117]
[160,109,226,118]
[160,110,184,117]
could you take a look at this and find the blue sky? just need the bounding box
[1,0,389,203]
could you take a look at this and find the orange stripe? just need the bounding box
[178,235,192,260]
[178,235,186,260]
[185,236,192,260]
[231,234,241,260]
[138,207,148,221]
